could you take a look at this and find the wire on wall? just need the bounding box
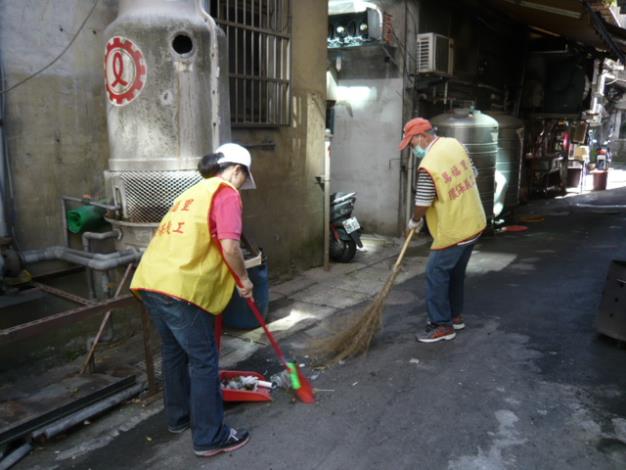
[0,0,100,95]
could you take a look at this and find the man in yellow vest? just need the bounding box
[399,118,486,343]
[130,143,255,457]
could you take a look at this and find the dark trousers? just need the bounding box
[426,242,475,325]
[140,290,229,451]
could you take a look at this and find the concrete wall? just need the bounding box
[235,1,327,278]
[0,0,327,278]
[328,0,417,235]
[1,0,119,249]
[331,74,404,234]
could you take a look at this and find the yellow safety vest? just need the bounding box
[130,177,238,314]
[419,137,487,250]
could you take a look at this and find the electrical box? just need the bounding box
[416,33,454,75]
[328,8,392,49]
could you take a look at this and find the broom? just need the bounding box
[314,228,417,364]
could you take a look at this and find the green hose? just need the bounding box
[66,205,106,234]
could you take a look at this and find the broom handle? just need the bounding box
[244,297,289,369]
[392,228,416,271]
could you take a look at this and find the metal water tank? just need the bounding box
[489,112,524,218]
[431,108,498,222]
[102,0,230,249]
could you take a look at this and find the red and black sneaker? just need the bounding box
[452,315,465,330]
[427,315,466,331]
[416,324,456,343]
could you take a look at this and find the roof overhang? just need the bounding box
[482,0,626,61]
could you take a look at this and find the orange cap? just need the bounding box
[399,117,432,150]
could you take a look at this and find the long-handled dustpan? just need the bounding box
[227,238,315,404]
[243,296,316,404]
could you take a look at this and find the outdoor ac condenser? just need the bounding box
[416,33,454,75]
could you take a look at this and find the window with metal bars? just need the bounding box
[209,0,292,127]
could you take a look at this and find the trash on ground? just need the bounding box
[409,358,420,365]
[221,375,273,391]
[269,370,292,390]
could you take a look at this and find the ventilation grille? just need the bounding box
[417,34,434,73]
[416,33,453,75]
[118,171,202,223]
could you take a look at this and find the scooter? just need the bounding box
[329,192,363,262]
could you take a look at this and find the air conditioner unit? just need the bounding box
[416,33,453,75]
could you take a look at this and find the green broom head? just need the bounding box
[287,362,302,390]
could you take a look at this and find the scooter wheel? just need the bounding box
[330,237,357,263]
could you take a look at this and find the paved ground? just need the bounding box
[14,184,626,470]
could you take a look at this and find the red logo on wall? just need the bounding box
[104,36,147,106]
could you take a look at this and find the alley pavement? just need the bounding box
[16,182,626,470]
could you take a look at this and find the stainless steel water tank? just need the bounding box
[489,112,524,218]
[102,0,230,249]
[431,108,498,221]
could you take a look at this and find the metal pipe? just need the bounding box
[0,98,7,238]
[0,442,32,470]
[140,306,158,395]
[81,263,134,374]
[82,230,122,298]
[81,230,121,253]
[323,131,332,270]
[0,293,137,344]
[21,246,141,270]
[21,246,134,263]
[0,51,14,241]
[61,195,119,212]
[31,383,144,441]
[70,252,141,271]
[61,197,69,247]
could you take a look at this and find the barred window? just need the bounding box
[209,0,292,127]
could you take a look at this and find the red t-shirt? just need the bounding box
[209,186,242,241]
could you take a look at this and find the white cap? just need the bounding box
[215,143,256,190]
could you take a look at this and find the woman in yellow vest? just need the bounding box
[130,143,255,457]
[400,118,486,344]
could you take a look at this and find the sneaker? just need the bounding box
[416,324,456,343]
[427,316,466,331]
[168,422,190,434]
[194,428,250,457]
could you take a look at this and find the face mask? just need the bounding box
[413,146,426,159]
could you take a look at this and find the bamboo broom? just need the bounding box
[315,228,417,364]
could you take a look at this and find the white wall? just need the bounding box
[331,77,404,234]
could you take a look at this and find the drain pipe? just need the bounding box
[82,230,122,253]
[21,246,141,270]
[323,130,332,270]
[82,230,122,298]
[32,382,145,441]
[591,70,615,117]
[0,52,13,239]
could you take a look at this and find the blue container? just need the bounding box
[222,263,269,329]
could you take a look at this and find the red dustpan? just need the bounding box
[243,297,316,404]
[215,317,273,403]
[227,267,315,404]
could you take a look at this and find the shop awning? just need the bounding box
[482,0,626,62]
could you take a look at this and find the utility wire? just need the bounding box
[0,0,100,95]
